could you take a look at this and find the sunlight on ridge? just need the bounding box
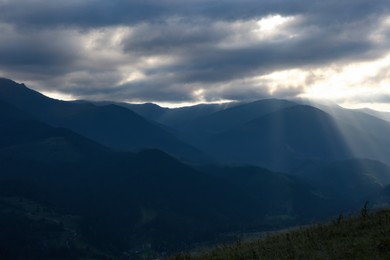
[340,102,390,113]
[41,90,76,101]
[145,99,235,109]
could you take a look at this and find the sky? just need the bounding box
[1,0,390,110]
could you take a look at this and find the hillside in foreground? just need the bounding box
[172,208,390,260]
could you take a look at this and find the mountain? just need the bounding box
[173,99,297,146]
[0,99,108,162]
[292,159,390,209]
[180,99,297,133]
[0,78,207,164]
[3,77,390,257]
[307,103,390,166]
[0,100,258,254]
[98,101,238,128]
[80,100,170,123]
[0,135,312,255]
[0,93,338,256]
[201,105,352,171]
[191,102,390,171]
[360,108,390,123]
[200,165,335,223]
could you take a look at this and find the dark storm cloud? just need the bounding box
[59,79,196,103]
[0,1,161,29]
[122,19,227,54]
[0,0,298,29]
[0,27,80,68]
[0,0,390,103]
[1,0,387,29]
[122,13,380,84]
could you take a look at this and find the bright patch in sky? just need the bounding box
[301,53,390,110]
[256,15,294,31]
[152,99,234,109]
[41,91,75,101]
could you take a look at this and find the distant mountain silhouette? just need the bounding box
[175,99,297,146]
[201,105,352,171]
[0,78,207,164]
[116,98,390,172]
[103,101,238,128]
[182,99,297,133]
[360,108,390,123]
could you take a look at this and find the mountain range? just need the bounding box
[1,78,390,257]
[0,78,207,164]
[102,93,390,172]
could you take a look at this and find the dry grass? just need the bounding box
[171,209,390,260]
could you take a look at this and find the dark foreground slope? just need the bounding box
[173,208,390,260]
[0,150,259,258]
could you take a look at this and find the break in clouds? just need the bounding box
[1,0,390,109]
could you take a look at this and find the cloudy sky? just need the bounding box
[1,0,390,110]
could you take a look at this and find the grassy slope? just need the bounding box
[172,208,390,260]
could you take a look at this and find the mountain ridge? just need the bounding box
[0,78,208,164]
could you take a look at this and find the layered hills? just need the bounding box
[1,78,390,257]
[0,78,206,164]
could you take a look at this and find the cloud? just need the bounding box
[1,0,387,30]
[0,0,390,109]
[0,24,80,69]
[0,0,300,29]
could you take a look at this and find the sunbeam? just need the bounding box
[303,98,390,168]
